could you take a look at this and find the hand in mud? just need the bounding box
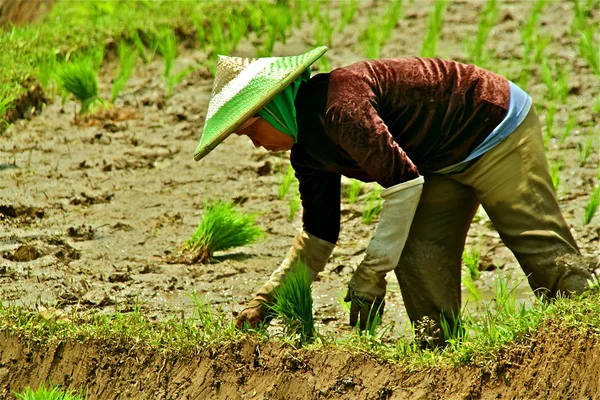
[344,291,385,331]
[235,298,270,329]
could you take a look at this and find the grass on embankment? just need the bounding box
[2,290,599,371]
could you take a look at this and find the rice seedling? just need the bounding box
[382,0,403,41]
[560,114,577,144]
[579,27,600,77]
[314,3,333,48]
[541,61,570,104]
[157,28,194,98]
[462,272,481,301]
[578,132,595,166]
[570,0,596,35]
[185,200,263,263]
[14,384,86,400]
[594,97,600,114]
[288,191,301,221]
[111,41,137,103]
[583,184,600,225]
[462,243,481,280]
[420,0,449,58]
[267,260,315,342]
[362,187,383,224]
[131,30,158,64]
[278,165,296,200]
[338,0,358,32]
[360,13,384,59]
[347,179,363,204]
[543,104,556,145]
[55,59,101,114]
[464,0,498,66]
[549,158,563,191]
[521,0,546,65]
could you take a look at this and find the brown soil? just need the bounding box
[1,0,599,398]
[1,321,599,399]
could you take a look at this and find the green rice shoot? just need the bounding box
[583,184,600,225]
[111,41,137,103]
[347,179,363,204]
[278,165,296,200]
[55,60,99,114]
[362,188,383,224]
[14,384,86,400]
[268,260,315,342]
[186,200,263,263]
[462,243,481,280]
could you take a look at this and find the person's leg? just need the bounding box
[394,173,479,347]
[452,108,592,297]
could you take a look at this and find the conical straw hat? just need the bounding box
[193,46,328,161]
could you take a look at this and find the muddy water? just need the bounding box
[1,0,598,341]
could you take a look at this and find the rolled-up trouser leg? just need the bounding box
[451,108,592,297]
[395,173,479,347]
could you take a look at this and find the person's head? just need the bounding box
[235,116,295,152]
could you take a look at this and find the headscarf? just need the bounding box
[257,68,311,143]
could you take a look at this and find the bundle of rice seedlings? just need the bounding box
[14,383,86,400]
[268,261,315,342]
[55,60,100,114]
[186,200,263,263]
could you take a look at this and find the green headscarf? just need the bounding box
[257,68,311,143]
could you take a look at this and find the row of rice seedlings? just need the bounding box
[462,243,481,280]
[584,184,600,225]
[278,164,296,200]
[14,383,86,400]
[579,26,600,78]
[111,41,137,103]
[520,0,546,65]
[560,114,577,144]
[268,261,315,343]
[338,0,358,33]
[420,0,449,58]
[157,28,195,99]
[464,0,499,66]
[570,0,597,34]
[577,131,596,166]
[185,200,263,263]
[362,187,383,224]
[314,3,334,48]
[346,179,363,204]
[359,1,403,59]
[549,158,563,191]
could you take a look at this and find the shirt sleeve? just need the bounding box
[290,149,341,245]
[325,97,420,188]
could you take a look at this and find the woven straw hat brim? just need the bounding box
[194,46,328,162]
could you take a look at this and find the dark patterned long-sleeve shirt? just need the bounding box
[291,57,510,244]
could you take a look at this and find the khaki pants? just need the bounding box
[395,108,592,346]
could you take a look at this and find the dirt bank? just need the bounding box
[1,320,599,399]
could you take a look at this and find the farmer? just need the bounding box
[194,47,593,346]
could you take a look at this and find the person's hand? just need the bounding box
[235,298,270,329]
[344,288,385,331]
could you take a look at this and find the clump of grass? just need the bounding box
[278,165,296,200]
[186,200,263,263]
[362,188,383,224]
[14,384,86,400]
[55,59,100,114]
[111,41,137,103]
[420,0,449,58]
[268,261,315,342]
[583,184,600,225]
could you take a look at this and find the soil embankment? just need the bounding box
[1,323,599,399]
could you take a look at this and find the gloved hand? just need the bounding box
[347,176,424,327]
[344,280,385,331]
[235,229,335,329]
[235,295,271,329]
